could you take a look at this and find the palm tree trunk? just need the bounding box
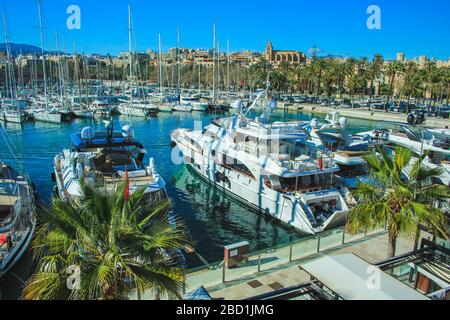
[386,74,395,112]
[388,232,397,258]
[368,78,374,111]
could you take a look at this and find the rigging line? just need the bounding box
[0,128,27,180]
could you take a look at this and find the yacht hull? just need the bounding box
[32,111,63,124]
[172,136,347,235]
[2,112,25,123]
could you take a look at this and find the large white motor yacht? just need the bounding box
[171,93,349,234]
[358,126,450,186]
[301,111,381,189]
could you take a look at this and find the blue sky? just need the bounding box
[0,0,449,59]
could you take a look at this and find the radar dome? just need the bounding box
[122,125,134,140]
[80,127,94,140]
[310,118,319,129]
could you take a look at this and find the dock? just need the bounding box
[281,103,450,128]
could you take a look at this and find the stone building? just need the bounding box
[264,41,306,64]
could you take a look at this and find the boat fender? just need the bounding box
[170,141,177,148]
[51,172,56,183]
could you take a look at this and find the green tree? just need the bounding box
[23,182,192,300]
[385,60,404,111]
[348,146,449,258]
[401,61,423,112]
[366,54,384,110]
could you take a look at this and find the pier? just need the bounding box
[281,103,450,128]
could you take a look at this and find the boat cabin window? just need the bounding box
[337,164,367,178]
[0,205,12,221]
[93,151,139,174]
[277,175,333,193]
[221,155,255,179]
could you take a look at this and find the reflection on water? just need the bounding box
[171,165,295,264]
[0,109,397,297]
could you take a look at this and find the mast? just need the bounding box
[217,42,220,100]
[128,4,133,106]
[212,23,216,103]
[73,42,82,108]
[55,32,64,105]
[227,39,230,94]
[158,33,163,96]
[177,27,181,95]
[37,0,48,110]
[2,10,15,102]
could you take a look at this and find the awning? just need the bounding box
[183,286,213,300]
[300,254,429,300]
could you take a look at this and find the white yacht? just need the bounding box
[0,161,36,278]
[53,122,167,204]
[301,111,379,189]
[359,126,450,186]
[32,107,63,124]
[180,96,208,112]
[1,99,27,124]
[191,102,209,112]
[172,103,193,112]
[158,103,174,112]
[118,100,159,117]
[171,93,348,234]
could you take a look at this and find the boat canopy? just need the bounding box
[70,132,143,150]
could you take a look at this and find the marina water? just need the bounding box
[0,110,396,298]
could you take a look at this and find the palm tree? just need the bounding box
[311,56,328,100]
[385,60,404,111]
[23,182,192,300]
[401,61,423,113]
[348,146,449,258]
[366,54,384,110]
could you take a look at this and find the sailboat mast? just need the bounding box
[212,23,216,103]
[2,10,14,101]
[227,40,230,94]
[128,4,133,106]
[73,42,82,107]
[37,0,48,110]
[158,33,163,96]
[55,32,64,104]
[177,27,181,94]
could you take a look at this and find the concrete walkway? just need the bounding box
[282,103,449,128]
[204,233,415,300]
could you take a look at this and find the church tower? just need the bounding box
[265,41,273,61]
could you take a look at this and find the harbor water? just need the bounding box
[0,110,397,298]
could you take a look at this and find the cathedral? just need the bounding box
[264,41,306,64]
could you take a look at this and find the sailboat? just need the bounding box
[117,5,158,117]
[31,0,63,124]
[1,10,25,124]
[0,128,37,278]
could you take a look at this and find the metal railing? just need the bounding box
[184,225,387,292]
